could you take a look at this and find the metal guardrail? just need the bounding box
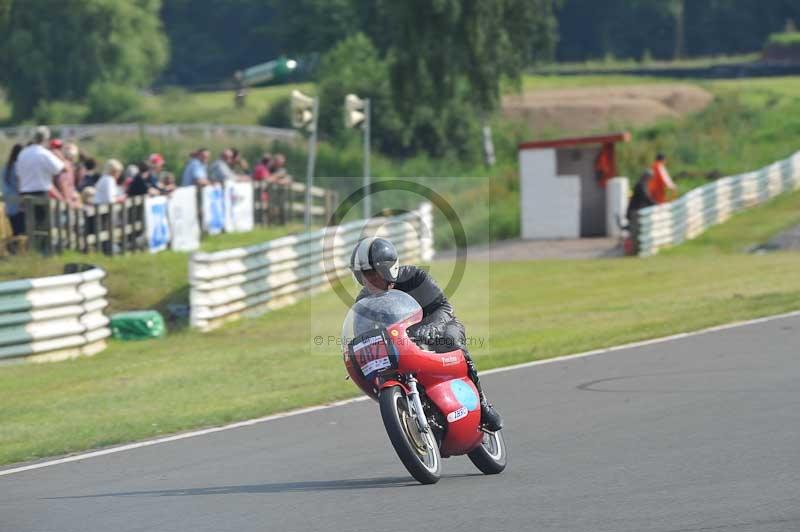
[0,267,110,363]
[189,203,434,331]
[636,151,800,256]
[0,123,298,143]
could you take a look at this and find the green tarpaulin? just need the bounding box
[110,311,166,341]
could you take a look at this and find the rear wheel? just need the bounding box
[467,429,507,474]
[379,386,441,484]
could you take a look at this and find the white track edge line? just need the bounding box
[2,309,799,478]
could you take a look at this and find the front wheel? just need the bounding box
[467,429,507,474]
[379,386,441,484]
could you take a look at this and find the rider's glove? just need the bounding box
[409,322,439,344]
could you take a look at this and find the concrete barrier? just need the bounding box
[636,151,800,256]
[190,203,434,331]
[0,267,111,363]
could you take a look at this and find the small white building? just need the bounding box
[518,132,631,239]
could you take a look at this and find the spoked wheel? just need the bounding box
[467,429,507,474]
[379,386,441,484]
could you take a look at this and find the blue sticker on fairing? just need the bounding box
[450,379,479,411]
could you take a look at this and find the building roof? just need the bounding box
[518,132,631,151]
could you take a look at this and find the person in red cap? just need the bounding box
[128,152,167,196]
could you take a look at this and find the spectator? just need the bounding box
[180,148,210,187]
[53,142,82,209]
[94,159,126,205]
[129,153,167,197]
[626,170,655,223]
[648,152,677,204]
[78,157,101,191]
[122,164,139,192]
[231,148,249,173]
[252,153,272,181]
[2,144,23,235]
[16,126,65,228]
[161,172,177,192]
[268,152,291,184]
[209,148,238,184]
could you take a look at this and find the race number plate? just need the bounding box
[352,334,392,378]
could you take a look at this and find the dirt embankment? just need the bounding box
[502,84,714,135]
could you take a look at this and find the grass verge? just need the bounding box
[661,188,800,257]
[1,252,799,466]
[0,225,301,314]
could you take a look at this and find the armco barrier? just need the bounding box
[636,150,800,256]
[190,203,434,331]
[0,268,111,363]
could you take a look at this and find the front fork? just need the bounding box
[405,375,430,434]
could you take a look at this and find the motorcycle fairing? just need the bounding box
[424,377,483,456]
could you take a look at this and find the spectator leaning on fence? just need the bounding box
[129,153,167,197]
[231,148,249,174]
[209,148,238,184]
[53,142,82,209]
[268,152,291,185]
[94,159,126,205]
[252,153,271,181]
[16,126,65,229]
[2,143,23,235]
[78,157,100,191]
[181,148,210,187]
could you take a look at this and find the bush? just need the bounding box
[32,100,88,124]
[86,82,145,122]
[766,32,800,48]
[258,95,292,128]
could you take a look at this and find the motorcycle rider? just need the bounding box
[350,237,503,431]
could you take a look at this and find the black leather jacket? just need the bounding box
[357,265,456,329]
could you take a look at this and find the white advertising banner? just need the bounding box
[168,186,200,252]
[224,181,254,233]
[144,196,170,253]
[202,185,225,235]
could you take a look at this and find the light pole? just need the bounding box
[345,94,370,219]
[292,90,319,232]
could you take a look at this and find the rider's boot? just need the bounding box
[465,354,503,431]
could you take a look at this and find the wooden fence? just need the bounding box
[19,181,338,256]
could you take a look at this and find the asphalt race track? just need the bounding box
[3,314,800,532]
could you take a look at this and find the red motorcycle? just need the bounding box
[342,290,507,484]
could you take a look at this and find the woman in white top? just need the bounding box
[93,159,126,204]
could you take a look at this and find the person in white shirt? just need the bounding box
[94,159,125,205]
[15,126,65,229]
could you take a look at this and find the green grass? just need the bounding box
[140,84,310,126]
[0,225,302,315]
[200,224,308,252]
[1,251,799,466]
[530,53,760,74]
[662,188,800,257]
[519,74,667,91]
[766,32,800,48]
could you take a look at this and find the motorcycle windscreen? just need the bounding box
[341,290,422,342]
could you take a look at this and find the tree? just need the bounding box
[0,0,168,119]
[316,33,403,153]
[374,0,559,157]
